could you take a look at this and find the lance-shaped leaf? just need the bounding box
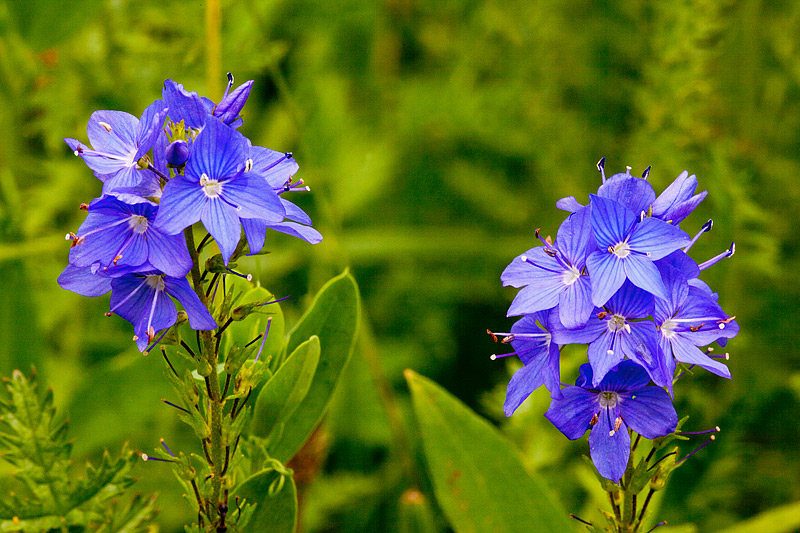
[405,371,574,533]
[267,271,360,463]
[233,469,297,533]
[250,336,320,440]
[222,281,286,365]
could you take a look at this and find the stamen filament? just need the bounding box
[698,242,735,271]
[254,317,272,363]
[676,435,716,466]
[683,219,713,253]
[160,438,175,457]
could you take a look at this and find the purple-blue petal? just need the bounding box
[627,217,691,260]
[87,110,138,155]
[544,386,597,440]
[249,147,299,188]
[146,230,192,278]
[597,175,656,216]
[595,360,651,392]
[589,195,636,248]
[623,254,669,300]
[556,205,593,269]
[587,331,625,386]
[503,358,548,416]
[668,335,732,379]
[619,388,677,439]
[162,79,214,129]
[201,199,241,265]
[605,280,654,319]
[185,117,248,181]
[266,221,323,244]
[164,277,217,330]
[588,406,629,483]
[155,176,207,234]
[57,265,112,297]
[586,251,626,307]
[214,80,253,124]
[220,174,285,222]
[555,196,584,212]
[557,275,593,329]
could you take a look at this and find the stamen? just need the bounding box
[625,166,632,176]
[647,522,668,533]
[684,219,713,253]
[160,438,175,457]
[99,121,113,133]
[254,317,272,363]
[698,242,735,271]
[681,426,720,436]
[569,515,593,526]
[676,434,716,466]
[162,399,190,414]
[224,267,252,281]
[642,165,651,180]
[487,329,499,343]
[79,203,89,211]
[141,453,174,463]
[106,277,150,316]
[708,352,730,360]
[589,413,599,426]
[244,158,253,172]
[597,157,606,183]
[256,295,292,307]
[143,327,169,355]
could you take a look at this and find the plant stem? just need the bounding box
[184,227,225,528]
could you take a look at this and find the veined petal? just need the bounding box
[619,388,677,439]
[101,165,149,195]
[555,196,584,212]
[241,217,267,255]
[558,275,593,329]
[670,335,732,378]
[215,80,253,124]
[588,406,629,483]
[544,386,597,440]
[146,230,192,278]
[556,205,593,269]
[164,277,217,330]
[501,247,562,288]
[606,281,655,319]
[586,251,626,307]
[550,310,606,344]
[186,117,248,181]
[625,321,672,390]
[69,213,130,268]
[57,265,112,297]
[87,110,138,155]
[627,217,690,260]
[676,286,738,345]
[624,254,668,300]
[162,79,214,129]
[266,221,323,244]
[588,331,625,386]
[201,199,241,264]
[281,199,312,225]
[589,195,636,248]
[596,360,651,392]
[155,177,207,234]
[664,191,707,226]
[249,147,299,188]
[134,99,168,160]
[503,358,548,416]
[657,250,700,280]
[507,283,562,317]
[597,176,656,216]
[221,174,285,222]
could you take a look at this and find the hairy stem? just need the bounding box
[184,227,225,528]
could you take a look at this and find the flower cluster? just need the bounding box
[494,160,737,482]
[58,75,321,351]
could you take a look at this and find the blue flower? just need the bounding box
[499,311,563,416]
[57,265,216,352]
[162,74,253,130]
[545,361,677,483]
[652,171,707,226]
[67,195,192,278]
[552,281,673,393]
[655,262,738,378]
[502,207,594,328]
[586,195,691,305]
[240,146,322,251]
[154,116,285,264]
[64,100,167,195]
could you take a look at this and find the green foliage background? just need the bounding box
[0,0,797,530]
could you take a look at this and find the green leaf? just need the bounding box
[251,336,321,440]
[718,501,800,533]
[405,371,574,533]
[267,271,360,463]
[233,469,297,533]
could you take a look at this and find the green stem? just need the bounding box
[184,227,225,528]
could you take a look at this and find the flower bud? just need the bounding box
[165,139,190,167]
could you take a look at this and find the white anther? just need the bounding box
[607,349,614,355]
[246,274,253,281]
[609,430,616,437]
[65,233,71,240]
[624,324,631,334]
[725,353,730,360]
[73,150,79,156]
[715,426,721,432]
[99,121,113,132]
[490,354,497,360]
[245,158,253,172]
[719,324,725,329]
[141,453,149,461]
[520,255,527,262]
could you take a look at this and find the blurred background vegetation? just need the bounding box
[0,0,798,530]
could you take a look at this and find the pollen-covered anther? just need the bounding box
[486,329,498,343]
[544,248,558,257]
[717,316,736,324]
[79,203,89,211]
[589,413,599,426]
[104,311,114,317]
[689,324,704,332]
[501,335,515,344]
[99,121,113,133]
[597,311,608,319]
[623,324,631,334]
[244,158,253,172]
[112,255,123,265]
[534,228,541,238]
[545,235,553,245]
[609,416,623,436]
[132,335,138,341]
[608,246,614,253]
[147,326,156,342]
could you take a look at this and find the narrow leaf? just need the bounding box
[268,271,360,462]
[233,469,297,533]
[405,370,574,533]
[718,501,800,533]
[250,336,320,440]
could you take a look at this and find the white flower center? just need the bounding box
[128,215,149,234]
[561,266,581,286]
[145,275,165,290]
[200,173,223,198]
[661,319,677,338]
[611,241,631,259]
[607,314,627,333]
[598,391,619,409]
